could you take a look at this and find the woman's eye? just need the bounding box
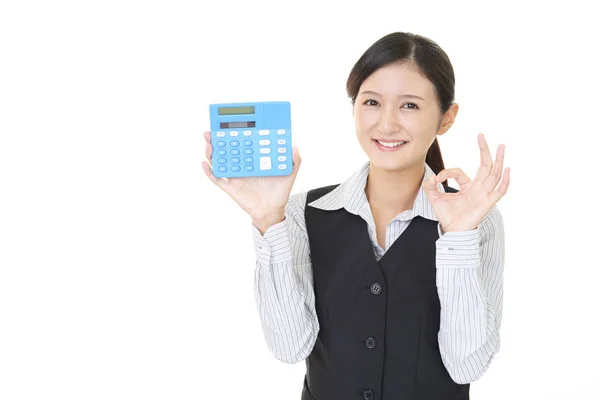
[363,99,379,106]
[403,103,419,109]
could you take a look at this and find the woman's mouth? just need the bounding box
[373,139,409,152]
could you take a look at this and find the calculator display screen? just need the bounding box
[220,121,256,129]
[218,106,255,115]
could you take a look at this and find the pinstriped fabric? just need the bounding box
[252,161,504,384]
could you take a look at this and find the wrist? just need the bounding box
[252,211,285,234]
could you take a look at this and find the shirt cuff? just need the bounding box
[252,217,292,265]
[436,227,480,269]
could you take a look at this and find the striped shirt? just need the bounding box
[252,161,504,385]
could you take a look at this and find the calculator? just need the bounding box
[208,101,293,178]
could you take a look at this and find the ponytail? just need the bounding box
[425,138,448,187]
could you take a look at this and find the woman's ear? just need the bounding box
[437,103,459,136]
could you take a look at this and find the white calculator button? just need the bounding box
[243,130,252,136]
[260,157,272,170]
[229,131,239,136]
[216,131,226,137]
[277,148,286,153]
[259,148,271,154]
[278,164,287,170]
[259,129,270,136]
[277,139,286,145]
[277,129,286,135]
[278,156,287,162]
[259,140,271,145]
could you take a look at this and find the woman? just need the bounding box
[202,31,510,400]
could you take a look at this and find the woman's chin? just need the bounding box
[370,157,408,172]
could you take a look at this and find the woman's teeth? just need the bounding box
[377,140,406,147]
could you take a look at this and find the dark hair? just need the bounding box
[346,32,456,186]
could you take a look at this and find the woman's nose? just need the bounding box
[377,107,399,134]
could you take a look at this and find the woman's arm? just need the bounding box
[435,205,505,384]
[252,191,319,363]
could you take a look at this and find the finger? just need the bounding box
[485,143,505,189]
[205,142,213,164]
[474,133,493,181]
[284,146,301,179]
[435,168,471,186]
[490,167,510,203]
[423,174,444,202]
[203,131,211,144]
[292,146,301,169]
[202,160,231,193]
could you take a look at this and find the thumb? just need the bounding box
[422,174,442,201]
[290,146,302,174]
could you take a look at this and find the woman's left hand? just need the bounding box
[422,133,511,233]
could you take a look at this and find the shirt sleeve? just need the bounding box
[252,191,319,363]
[434,205,505,384]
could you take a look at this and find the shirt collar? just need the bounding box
[307,161,446,222]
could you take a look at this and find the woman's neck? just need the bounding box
[365,161,426,214]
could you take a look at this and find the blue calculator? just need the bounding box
[209,101,292,178]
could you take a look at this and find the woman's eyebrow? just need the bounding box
[358,90,425,101]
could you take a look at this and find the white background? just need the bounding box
[1,0,599,399]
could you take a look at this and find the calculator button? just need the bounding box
[216,131,226,137]
[244,149,253,155]
[277,139,286,145]
[231,157,240,163]
[230,140,240,147]
[243,130,252,136]
[278,164,287,170]
[243,140,253,146]
[216,141,226,147]
[259,140,271,145]
[244,157,253,163]
[231,166,241,172]
[216,149,227,156]
[230,149,240,155]
[229,131,239,136]
[217,166,227,172]
[244,165,254,171]
[278,156,287,162]
[277,148,286,153]
[260,157,272,170]
[259,129,270,136]
[217,158,227,164]
[259,148,271,154]
[277,129,286,135]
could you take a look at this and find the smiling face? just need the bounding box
[353,61,457,172]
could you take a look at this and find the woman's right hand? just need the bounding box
[201,131,302,232]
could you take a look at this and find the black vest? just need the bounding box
[301,184,469,400]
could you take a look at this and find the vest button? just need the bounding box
[370,282,382,295]
[365,337,377,349]
[363,389,374,400]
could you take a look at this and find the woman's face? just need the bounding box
[353,61,457,172]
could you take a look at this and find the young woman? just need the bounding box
[202,31,510,400]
